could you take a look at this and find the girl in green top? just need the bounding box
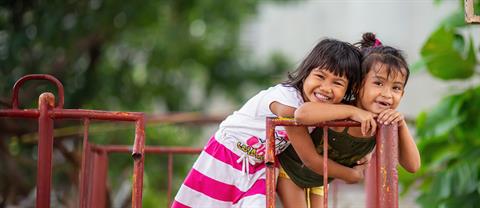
[276,33,421,208]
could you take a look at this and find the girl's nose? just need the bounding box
[319,85,333,94]
[380,88,393,98]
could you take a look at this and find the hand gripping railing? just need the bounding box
[0,74,146,208]
[265,117,399,208]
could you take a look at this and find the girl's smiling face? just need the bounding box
[357,63,407,113]
[302,68,349,104]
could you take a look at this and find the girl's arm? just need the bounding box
[270,101,365,183]
[295,102,378,136]
[378,110,421,173]
[397,119,421,173]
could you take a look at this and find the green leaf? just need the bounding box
[440,10,467,29]
[420,26,476,80]
[416,94,466,138]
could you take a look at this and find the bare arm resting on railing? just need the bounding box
[270,101,366,183]
[295,101,421,173]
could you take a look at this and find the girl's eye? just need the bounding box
[373,81,383,86]
[317,74,325,79]
[333,81,344,86]
[393,86,403,91]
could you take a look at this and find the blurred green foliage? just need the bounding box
[0,0,292,111]
[399,0,480,207]
[0,0,296,207]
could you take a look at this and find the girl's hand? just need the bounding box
[377,109,404,126]
[356,152,373,166]
[346,163,368,184]
[349,108,378,136]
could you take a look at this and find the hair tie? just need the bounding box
[374,39,382,47]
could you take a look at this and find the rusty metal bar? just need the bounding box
[79,118,90,208]
[0,109,39,118]
[36,93,55,208]
[465,0,480,23]
[0,109,143,121]
[12,74,65,109]
[90,150,109,208]
[167,153,173,207]
[376,124,399,208]
[265,118,276,208]
[96,145,202,154]
[132,118,146,208]
[323,126,329,208]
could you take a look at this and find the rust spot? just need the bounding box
[39,92,55,108]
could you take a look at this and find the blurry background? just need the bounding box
[1,0,479,207]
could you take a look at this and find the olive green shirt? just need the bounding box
[278,127,376,188]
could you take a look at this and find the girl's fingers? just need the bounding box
[385,112,399,124]
[378,110,388,123]
[380,110,395,124]
[370,118,377,136]
[393,115,404,125]
[361,121,365,136]
[382,112,395,124]
[362,120,369,136]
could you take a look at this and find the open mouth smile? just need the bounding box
[375,100,392,108]
[314,92,332,102]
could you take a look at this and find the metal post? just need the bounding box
[36,92,55,208]
[322,126,329,208]
[79,118,90,207]
[265,118,276,208]
[90,150,108,208]
[167,153,173,207]
[132,118,146,208]
[376,124,399,208]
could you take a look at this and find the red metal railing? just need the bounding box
[80,144,202,207]
[0,74,146,208]
[265,117,399,208]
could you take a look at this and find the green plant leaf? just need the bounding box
[420,26,476,80]
[416,93,466,138]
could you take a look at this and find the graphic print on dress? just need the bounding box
[236,130,290,161]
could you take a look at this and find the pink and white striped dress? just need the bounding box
[172,84,304,208]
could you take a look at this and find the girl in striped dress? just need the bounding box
[172,38,367,208]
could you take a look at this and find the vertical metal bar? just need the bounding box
[167,153,173,207]
[322,126,329,208]
[376,124,399,208]
[265,118,276,208]
[79,118,90,208]
[36,92,55,208]
[132,117,146,208]
[365,151,377,208]
[85,145,95,207]
[90,150,108,208]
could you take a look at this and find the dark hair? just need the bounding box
[283,38,362,102]
[356,33,410,87]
